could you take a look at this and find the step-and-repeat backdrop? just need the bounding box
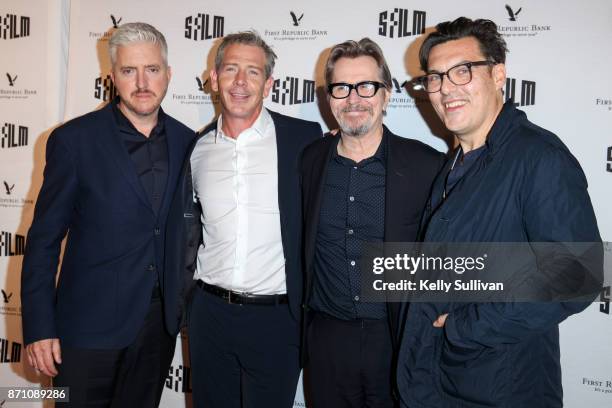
[1,0,611,406]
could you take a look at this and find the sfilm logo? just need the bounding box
[0,338,21,363]
[94,75,117,101]
[607,146,612,172]
[271,76,315,105]
[0,231,25,257]
[184,14,224,40]
[505,77,535,107]
[1,123,28,149]
[165,365,192,393]
[497,6,552,38]
[378,9,426,38]
[601,286,610,314]
[0,13,30,40]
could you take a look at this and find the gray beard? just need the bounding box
[340,123,371,137]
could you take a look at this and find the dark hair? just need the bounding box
[325,38,392,90]
[419,17,508,71]
[215,31,277,79]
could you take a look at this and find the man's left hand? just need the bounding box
[433,313,448,328]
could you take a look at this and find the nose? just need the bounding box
[136,69,148,90]
[346,86,362,103]
[234,69,247,85]
[439,74,456,95]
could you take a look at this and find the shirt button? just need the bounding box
[349,196,355,202]
[350,260,356,266]
[347,229,354,235]
[147,264,156,271]
[354,295,360,301]
[353,166,358,170]
[154,228,161,235]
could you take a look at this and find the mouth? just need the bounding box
[442,100,467,111]
[229,90,250,101]
[133,91,155,99]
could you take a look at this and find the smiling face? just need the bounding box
[110,41,171,121]
[426,36,505,147]
[211,43,273,127]
[329,56,389,138]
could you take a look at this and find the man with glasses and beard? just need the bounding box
[300,38,444,407]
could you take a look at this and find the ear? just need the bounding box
[262,75,274,98]
[210,69,219,93]
[166,65,172,83]
[382,87,391,111]
[492,63,506,92]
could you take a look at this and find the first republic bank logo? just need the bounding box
[263,12,327,42]
[497,5,552,38]
[0,13,30,40]
[88,15,122,41]
[378,8,426,38]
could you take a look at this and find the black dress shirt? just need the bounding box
[310,133,387,320]
[112,98,168,217]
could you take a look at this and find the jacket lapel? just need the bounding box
[97,104,153,214]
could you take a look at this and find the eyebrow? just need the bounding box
[427,60,473,74]
[222,62,263,71]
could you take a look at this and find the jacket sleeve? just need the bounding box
[21,130,78,345]
[444,145,602,348]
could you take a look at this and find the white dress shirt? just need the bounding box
[190,109,286,294]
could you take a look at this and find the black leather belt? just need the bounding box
[197,280,288,305]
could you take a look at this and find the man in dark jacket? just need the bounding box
[301,38,444,407]
[21,23,194,407]
[396,17,601,408]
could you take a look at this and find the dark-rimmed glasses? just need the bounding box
[328,81,386,99]
[414,61,495,93]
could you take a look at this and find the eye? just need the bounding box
[453,65,470,77]
[121,68,134,75]
[248,69,260,76]
[357,82,375,92]
[147,66,160,73]
[426,74,441,84]
[223,65,237,73]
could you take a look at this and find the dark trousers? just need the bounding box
[188,287,301,408]
[306,312,395,408]
[53,292,176,407]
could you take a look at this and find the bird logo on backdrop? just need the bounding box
[3,182,15,196]
[111,15,123,28]
[505,5,522,21]
[290,11,304,26]
[6,73,17,87]
[1,289,13,304]
[196,77,209,92]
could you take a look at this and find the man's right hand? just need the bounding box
[26,338,62,377]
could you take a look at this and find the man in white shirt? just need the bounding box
[167,31,322,408]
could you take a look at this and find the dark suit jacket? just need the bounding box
[21,103,195,348]
[164,109,323,326]
[301,125,445,354]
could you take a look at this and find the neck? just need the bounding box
[337,126,384,163]
[118,102,158,138]
[221,106,263,139]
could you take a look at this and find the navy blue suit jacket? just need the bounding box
[164,109,322,326]
[21,103,195,348]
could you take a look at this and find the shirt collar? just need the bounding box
[216,108,272,141]
[111,96,166,137]
[332,129,387,164]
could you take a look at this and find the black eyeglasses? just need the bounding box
[414,60,495,93]
[328,81,386,99]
